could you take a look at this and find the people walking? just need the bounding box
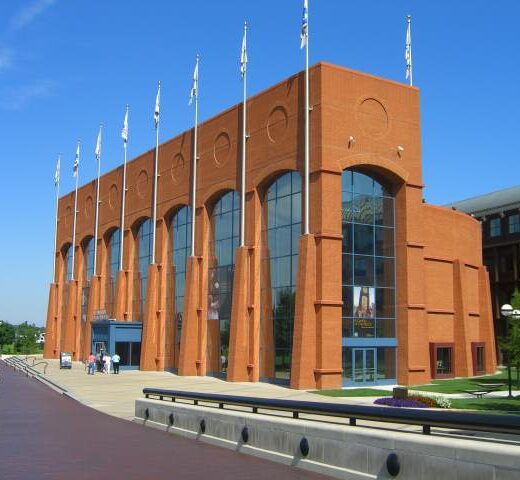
[103,352,111,374]
[87,352,96,375]
[112,353,121,374]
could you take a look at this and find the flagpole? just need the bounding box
[240,22,248,247]
[407,15,413,87]
[190,54,200,257]
[304,1,310,235]
[93,124,102,277]
[152,81,160,265]
[71,141,80,281]
[119,105,129,271]
[53,155,61,283]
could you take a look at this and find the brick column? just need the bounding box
[43,283,59,359]
[479,266,497,374]
[453,260,471,377]
[81,275,101,361]
[178,206,209,376]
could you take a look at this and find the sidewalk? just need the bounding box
[35,358,379,420]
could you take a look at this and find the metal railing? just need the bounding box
[142,388,520,437]
[2,356,65,393]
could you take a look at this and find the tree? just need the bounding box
[0,321,16,352]
[501,288,520,390]
[14,322,41,355]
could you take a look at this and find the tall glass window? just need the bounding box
[172,206,192,366]
[108,229,121,281]
[207,191,240,376]
[105,229,120,317]
[508,214,520,234]
[490,218,501,237]
[260,171,301,382]
[137,219,153,320]
[84,237,95,281]
[341,170,396,385]
[81,237,95,322]
[65,244,73,281]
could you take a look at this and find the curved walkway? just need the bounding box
[0,362,328,480]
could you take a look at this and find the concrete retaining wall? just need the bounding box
[135,399,520,479]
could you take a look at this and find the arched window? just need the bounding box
[341,169,396,385]
[207,191,240,376]
[260,171,301,382]
[136,219,153,320]
[65,244,73,282]
[171,206,192,367]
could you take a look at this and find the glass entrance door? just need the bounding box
[353,348,376,384]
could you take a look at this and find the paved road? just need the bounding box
[0,362,329,480]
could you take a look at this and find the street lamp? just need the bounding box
[500,304,519,399]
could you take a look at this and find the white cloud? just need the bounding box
[0,79,56,110]
[0,48,14,72]
[10,0,56,31]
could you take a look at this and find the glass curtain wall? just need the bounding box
[136,219,153,321]
[171,206,192,368]
[207,191,240,376]
[106,229,120,317]
[260,172,301,382]
[341,170,397,385]
[81,238,95,322]
[65,245,73,281]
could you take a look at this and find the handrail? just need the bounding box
[143,388,520,436]
[31,361,48,375]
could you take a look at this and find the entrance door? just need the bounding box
[353,348,376,384]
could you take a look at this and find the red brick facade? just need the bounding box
[44,63,496,388]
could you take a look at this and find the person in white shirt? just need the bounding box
[103,353,111,374]
[111,353,121,374]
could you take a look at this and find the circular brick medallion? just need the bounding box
[136,170,149,198]
[171,153,185,184]
[85,196,93,219]
[267,106,288,143]
[213,132,231,167]
[356,98,389,138]
[109,184,119,210]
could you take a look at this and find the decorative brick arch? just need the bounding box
[338,153,409,187]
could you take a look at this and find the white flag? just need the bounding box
[73,142,80,177]
[154,82,160,127]
[54,155,60,186]
[240,23,248,79]
[300,0,308,49]
[405,16,412,80]
[189,56,199,105]
[95,125,102,162]
[121,106,129,143]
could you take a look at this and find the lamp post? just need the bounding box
[500,303,519,399]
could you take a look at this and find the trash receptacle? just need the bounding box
[59,352,72,369]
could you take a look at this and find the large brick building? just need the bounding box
[44,62,496,389]
[449,185,520,362]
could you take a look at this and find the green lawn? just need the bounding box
[450,397,520,414]
[410,368,519,394]
[314,388,389,397]
[313,368,520,398]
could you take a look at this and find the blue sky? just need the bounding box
[1,0,519,326]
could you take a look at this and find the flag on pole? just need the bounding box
[300,0,309,49]
[154,82,161,127]
[73,142,80,177]
[54,155,60,186]
[405,15,412,81]
[240,23,248,79]
[121,106,129,143]
[95,125,102,162]
[189,56,199,105]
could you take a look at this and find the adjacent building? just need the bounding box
[449,186,520,361]
[44,62,496,389]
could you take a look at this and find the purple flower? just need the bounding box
[374,397,428,408]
